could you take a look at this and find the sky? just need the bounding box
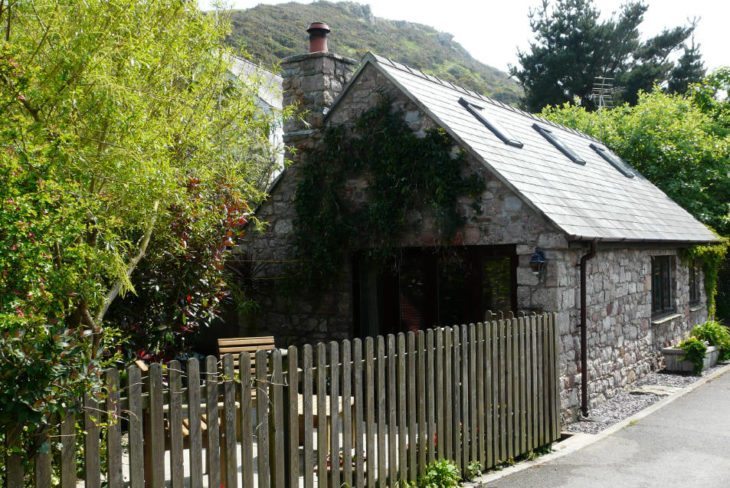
[201,0,729,74]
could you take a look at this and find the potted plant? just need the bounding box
[662,337,717,374]
[691,320,730,361]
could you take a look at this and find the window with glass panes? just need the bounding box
[651,256,675,315]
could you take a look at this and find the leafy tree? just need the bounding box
[512,0,700,111]
[689,67,730,134]
[0,0,275,450]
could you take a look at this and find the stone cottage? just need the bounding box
[232,24,718,420]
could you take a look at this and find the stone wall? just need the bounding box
[234,61,565,346]
[552,246,708,421]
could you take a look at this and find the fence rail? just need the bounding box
[4,313,560,487]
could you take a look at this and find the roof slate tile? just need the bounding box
[357,54,716,243]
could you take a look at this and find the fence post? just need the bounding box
[256,350,271,488]
[476,323,486,467]
[452,326,462,471]
[168,360,185,488]
[434,328,443,461]
[525,317,534,453]
[425,329,436,465]
[353,338,366,488]
[287,346,300,488]
[239,352,254,488]
[397,333,407,483]
[518,317,528,454]
[386,334,397,486]
[126,366,143,488]
[488,319,497,468]
[148,363,165,488]
[106,369,123,488]
[302,345,314,488]
[376,335,386,488]
[505,320,514,462]
[329,341,341,488]
[366,336,378,488]
[443,327,453,461]
[406,331,417,481]
[222,354,238,488]
[550,313,561,440]
[470,324,480,465]
[270,350,285,488]
[497,320,507,463]
[84,392,101,488]
[187,358,204,488]
[342,339,354,487]
[316,343,328,488]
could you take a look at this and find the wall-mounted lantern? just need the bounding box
[529,248,547,278]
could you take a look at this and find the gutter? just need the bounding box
[579,239,597,417]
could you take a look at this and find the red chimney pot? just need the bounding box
[307,22,331,53]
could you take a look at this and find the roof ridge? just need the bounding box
[230,54,283,82]
[367,52,603,144]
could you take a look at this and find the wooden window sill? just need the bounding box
[651,312,683,325]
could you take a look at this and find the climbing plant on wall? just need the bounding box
[293,96,484,287]
[681,238,729,319]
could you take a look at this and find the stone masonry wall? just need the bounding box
[235,61,566,346]
[553,247,708,421]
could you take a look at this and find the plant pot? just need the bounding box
[661,345,718,373]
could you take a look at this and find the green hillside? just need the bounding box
[226,1,522,104]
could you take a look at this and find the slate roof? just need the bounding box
[329,52,717,243]
[229,56,283,110]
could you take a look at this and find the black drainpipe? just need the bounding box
[580,239,597,418]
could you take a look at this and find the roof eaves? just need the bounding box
[566,234,720,244]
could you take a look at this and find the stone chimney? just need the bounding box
[281,23,357,149]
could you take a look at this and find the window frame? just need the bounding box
[459,98,524,148]
[532,123,586,165]
[589,143,635,178]
[651,255,676,316]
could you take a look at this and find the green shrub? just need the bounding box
[679,337,708,374]
[465,460,483,481]
[417,458,461,487]
[691,320,730,361]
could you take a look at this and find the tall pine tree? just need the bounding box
[512,0,702,111]
[668,37,706,94]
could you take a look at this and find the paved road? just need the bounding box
[490,370,730,488]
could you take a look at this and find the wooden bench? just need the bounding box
[218,336,277,403]
[217,335,277,365]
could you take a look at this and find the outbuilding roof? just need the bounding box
[330,52,717,243]
[229,56,283,110]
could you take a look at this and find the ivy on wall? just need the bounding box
[293,96,484,287]
[681,237,729,318]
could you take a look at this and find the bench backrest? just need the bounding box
[217,336,276,370]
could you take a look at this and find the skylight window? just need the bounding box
[532,123,586,165]
[590,143,635,178]
[459,98,523,148]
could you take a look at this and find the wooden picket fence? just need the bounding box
[5,313,560,487]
